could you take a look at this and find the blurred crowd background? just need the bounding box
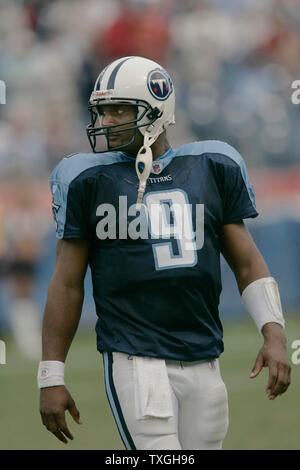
[0,0,299,360]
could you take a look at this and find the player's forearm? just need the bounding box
[233,250,270,295]
[42,278,84,362]
[220,222,270,294]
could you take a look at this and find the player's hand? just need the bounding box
[249,324,291,400]
[40,385,82,444]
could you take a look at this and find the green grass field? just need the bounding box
[0,315,299,450]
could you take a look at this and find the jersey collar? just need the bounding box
[119,147,175,174]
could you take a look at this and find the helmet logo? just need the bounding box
[147,69,173,101]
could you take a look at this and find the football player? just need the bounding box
[38,56,291,450]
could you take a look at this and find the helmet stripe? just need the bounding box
[96,64,109,91]
[106,57,133,90]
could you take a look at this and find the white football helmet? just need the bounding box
[86,56,175,205]
[87,56,175,151]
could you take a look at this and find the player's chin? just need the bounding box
[107,133,133,149]
[106,134,122,148]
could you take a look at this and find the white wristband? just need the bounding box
[37,361,65,389]
[241,277,285,334]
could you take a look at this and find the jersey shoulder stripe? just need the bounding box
[174,140,257,211]
[49,152,128,239]
[175,140,243,164]
[49,152,126,187]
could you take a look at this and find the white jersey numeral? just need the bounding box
[144,190,203,270]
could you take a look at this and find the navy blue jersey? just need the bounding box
[50,140,258,361]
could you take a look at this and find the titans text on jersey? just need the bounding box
[50,140,258,362]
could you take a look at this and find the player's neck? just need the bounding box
[122,132,170,159]
[151,134,171,161]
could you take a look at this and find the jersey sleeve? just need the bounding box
[50,161,89,239]
[220,151,259,224]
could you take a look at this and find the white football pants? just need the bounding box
[102,351,229,450]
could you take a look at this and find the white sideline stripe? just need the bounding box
[103,352,132,450]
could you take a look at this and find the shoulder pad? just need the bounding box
[175,140,244,166]
[49,152,126,186]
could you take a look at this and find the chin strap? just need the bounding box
[135,133,157,208]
